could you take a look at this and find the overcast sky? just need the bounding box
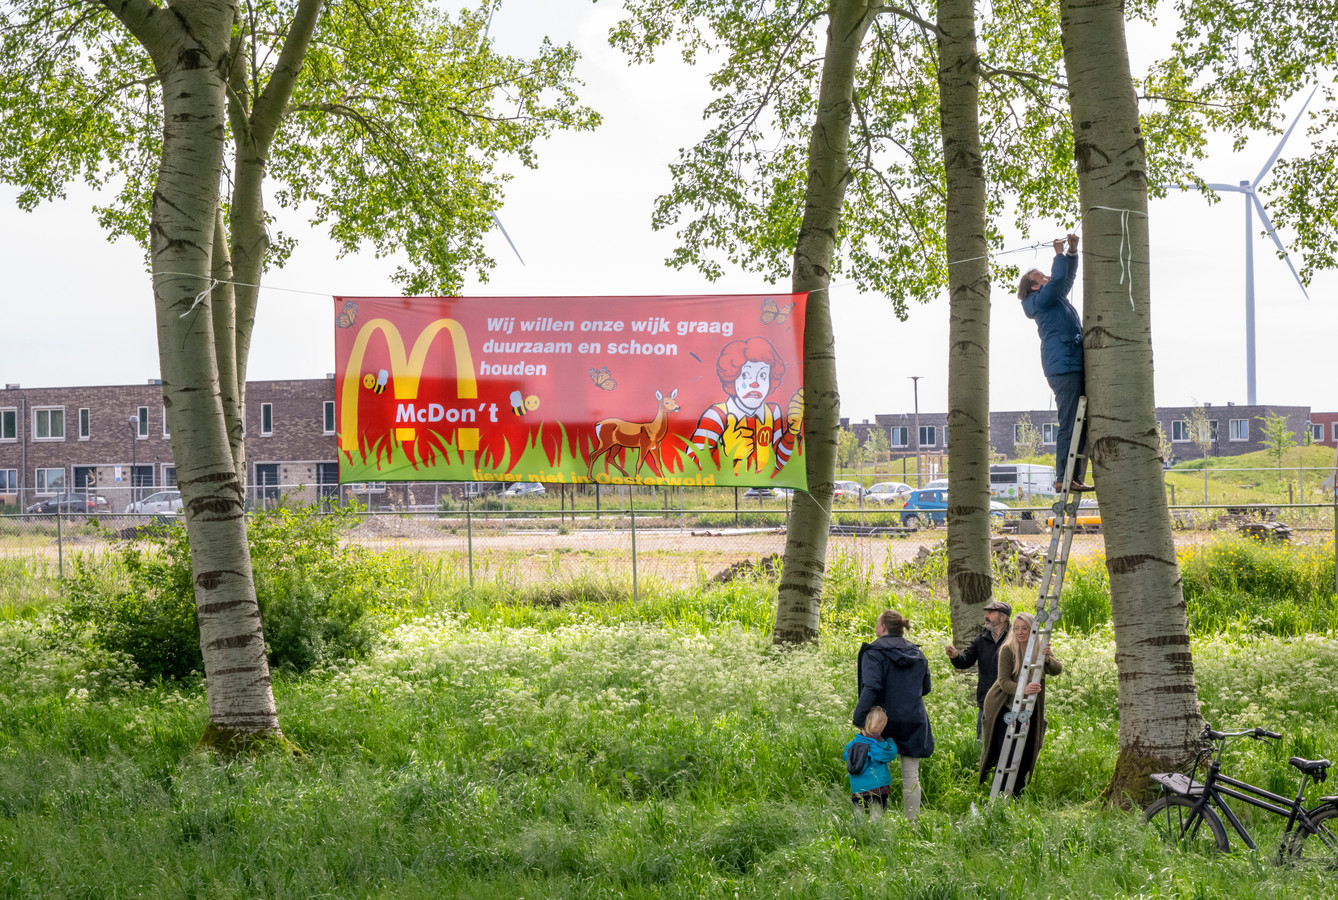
[5,2,1334,422]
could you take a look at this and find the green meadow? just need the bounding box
[2,515,1337,898]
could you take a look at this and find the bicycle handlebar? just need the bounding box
[1200,724,1282,742]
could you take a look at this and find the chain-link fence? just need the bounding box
[3,478,1335,595]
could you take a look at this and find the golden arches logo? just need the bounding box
[340,318,479,454]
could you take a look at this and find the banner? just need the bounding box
[333,293,808,489]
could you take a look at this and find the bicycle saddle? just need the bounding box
[1288,757,1330,779]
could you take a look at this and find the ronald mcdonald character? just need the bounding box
[688,336,803,476]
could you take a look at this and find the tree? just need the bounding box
[0,0,593,745]
[863,424,890,461]
[611,0,1209,644]
[1059,0,1202,803]
[1154,421,1172,465]
[1257,410,1296,474]
[1187,403,1214,460]
[938,0,992,645]
[836,426,861,471]
[1014,414,1042,459]
[1167,0,1338,283]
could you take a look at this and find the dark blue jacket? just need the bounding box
[948,625,1008,709]
[853,635,934,758]
[1022,252,1083,377]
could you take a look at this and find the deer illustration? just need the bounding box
[588,389,680,478]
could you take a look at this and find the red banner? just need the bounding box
[333,293,807,489]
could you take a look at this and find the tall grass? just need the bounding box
[2,539,1337,897]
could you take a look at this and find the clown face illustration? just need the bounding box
[734,361,772,414]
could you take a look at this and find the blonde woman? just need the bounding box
[977,612,1062,796]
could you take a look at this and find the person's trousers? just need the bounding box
[1046,370,1087,483]
[899,756,922,821]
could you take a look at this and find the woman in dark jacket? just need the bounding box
[853,610,933,820]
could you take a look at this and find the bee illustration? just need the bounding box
[510,390,541,416]
[588,366,617,391]
[364,369,389,394]
[759,297,794,326]
[336,300,359,328]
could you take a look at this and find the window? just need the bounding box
[137,407,149,438]
[919,425,936,446]
[1229,418,1248,441]
[1209,420,1219,441]
[890,426,908,447]
[1013,423,1024,443]
[1332,422,1338,442]
[163,466,177,487]
[0,469,16,492]
[323,401,336,435]
[942,425,949,448]
[36,467,65,492]
[1310,423,1325,442]
[1042,423,1058,444]
[162,406,170,438]
[79,408,90,440]
[34,407,64,440]
[0,408,15,441]
[261,402,274,436]
[1171,420,1190,442]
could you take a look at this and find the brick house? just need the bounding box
[843,403,1314,464]
[0,377,346,511]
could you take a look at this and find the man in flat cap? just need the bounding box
[945,599,1012,741]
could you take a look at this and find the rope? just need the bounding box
[1086,205,1149,310]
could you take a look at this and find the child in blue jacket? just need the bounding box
[844,705,899,818]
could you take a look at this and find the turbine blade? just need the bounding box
[1251,194,1308,299]
[494,213,525,266]
[1255,85,1319,185]
[1202,183,1247,192]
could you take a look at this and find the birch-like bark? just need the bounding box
[110,0,281,738]
[937,0,994,644]
[773,0,877,644]
[1059,0,1200,803]
[226,0,324,482]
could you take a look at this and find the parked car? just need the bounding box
[832,481,865,501]
[25,492,110,515]
[921,478,949,491]
[464,482,504,499]
[900,489,1007,530]
[126,490,183,514]
[743,487,794,501]
[502,482,546,498]
[866,482,913,504]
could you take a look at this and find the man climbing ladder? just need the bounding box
[987,398,1087,799]
[1019,233,1091,493]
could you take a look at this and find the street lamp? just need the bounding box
[128,415,138,511]
[909,376,922,488]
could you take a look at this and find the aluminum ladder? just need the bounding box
[989,395,1088,800]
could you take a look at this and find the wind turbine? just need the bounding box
[1176,86,1315,406]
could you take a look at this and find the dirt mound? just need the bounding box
[348,514,447,540]
[712,553,782,584]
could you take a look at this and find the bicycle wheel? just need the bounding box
[1144,795,1229,852]
[1283,802,1338,869]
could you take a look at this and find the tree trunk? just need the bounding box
[773,0,877,644]
[225,0,323,486]
[129,0,282,742]
[937,0,994,645]
[1059,0,1200,804]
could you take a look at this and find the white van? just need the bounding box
[989,463,1055,499]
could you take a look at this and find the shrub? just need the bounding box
[62,505,399,680]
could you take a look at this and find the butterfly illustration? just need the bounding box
[336,300,359,328]
[760,298,794,326]
[589,366,617,391]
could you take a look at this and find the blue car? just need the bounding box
[900,489,1008,530]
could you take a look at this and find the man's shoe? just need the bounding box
[1064,480,1094,492]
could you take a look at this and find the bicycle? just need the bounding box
[1144,724,1338,867]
